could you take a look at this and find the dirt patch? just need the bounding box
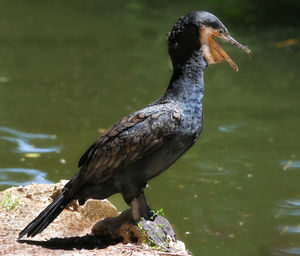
[0,181,189,255]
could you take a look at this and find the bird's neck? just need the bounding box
[164,50,207,104]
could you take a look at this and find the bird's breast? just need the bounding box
[177,100,203,138]
[140,134,196,181]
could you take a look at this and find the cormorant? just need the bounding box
[19,11,251,239]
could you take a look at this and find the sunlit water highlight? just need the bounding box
[0,127,56,139]
[0,168,51,186]
[280,160,300,170]
[0,127,61,153]
[272,248,300,255]
[218,124,244,133]
[276,199,300,216]
[277,225,300,233]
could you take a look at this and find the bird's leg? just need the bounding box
[130,191,152,222]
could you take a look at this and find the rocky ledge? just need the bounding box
[0,181,190,255]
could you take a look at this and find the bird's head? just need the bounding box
[167,11,251,71]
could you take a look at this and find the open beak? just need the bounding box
[201,28,252,71]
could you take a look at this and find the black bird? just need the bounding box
[19,11,251,239]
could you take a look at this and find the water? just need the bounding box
[0,1,299,255]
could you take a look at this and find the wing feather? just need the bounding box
[70,104,182,195]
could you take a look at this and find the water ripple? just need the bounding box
[0,168,51,186]
[272,247,300,255]
[194,162,235,176]
[218,124,243,133]
[277,225,300,233]
[0,126,61,153]
[280,160,300,171]
[275,199,300,216]
[279,200,300,208]
[0,137,61,153]
[0,127,56,139]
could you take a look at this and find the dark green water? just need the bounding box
[0,1,299,255]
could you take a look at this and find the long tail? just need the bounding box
[18,190,71,239]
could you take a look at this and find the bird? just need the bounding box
[19,11,251,239]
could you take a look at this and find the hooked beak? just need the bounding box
[200,28,251,71]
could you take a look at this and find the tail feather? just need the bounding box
[18,191,71,239]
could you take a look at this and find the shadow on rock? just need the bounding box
[18,234,121,250]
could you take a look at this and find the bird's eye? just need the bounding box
[218,29,223,34]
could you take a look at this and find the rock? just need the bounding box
[92,209,143,244]
[92,209,188,254]
[139,215,187,253]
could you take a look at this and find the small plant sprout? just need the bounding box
[1,193,20,211]
[150,208,165,220]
